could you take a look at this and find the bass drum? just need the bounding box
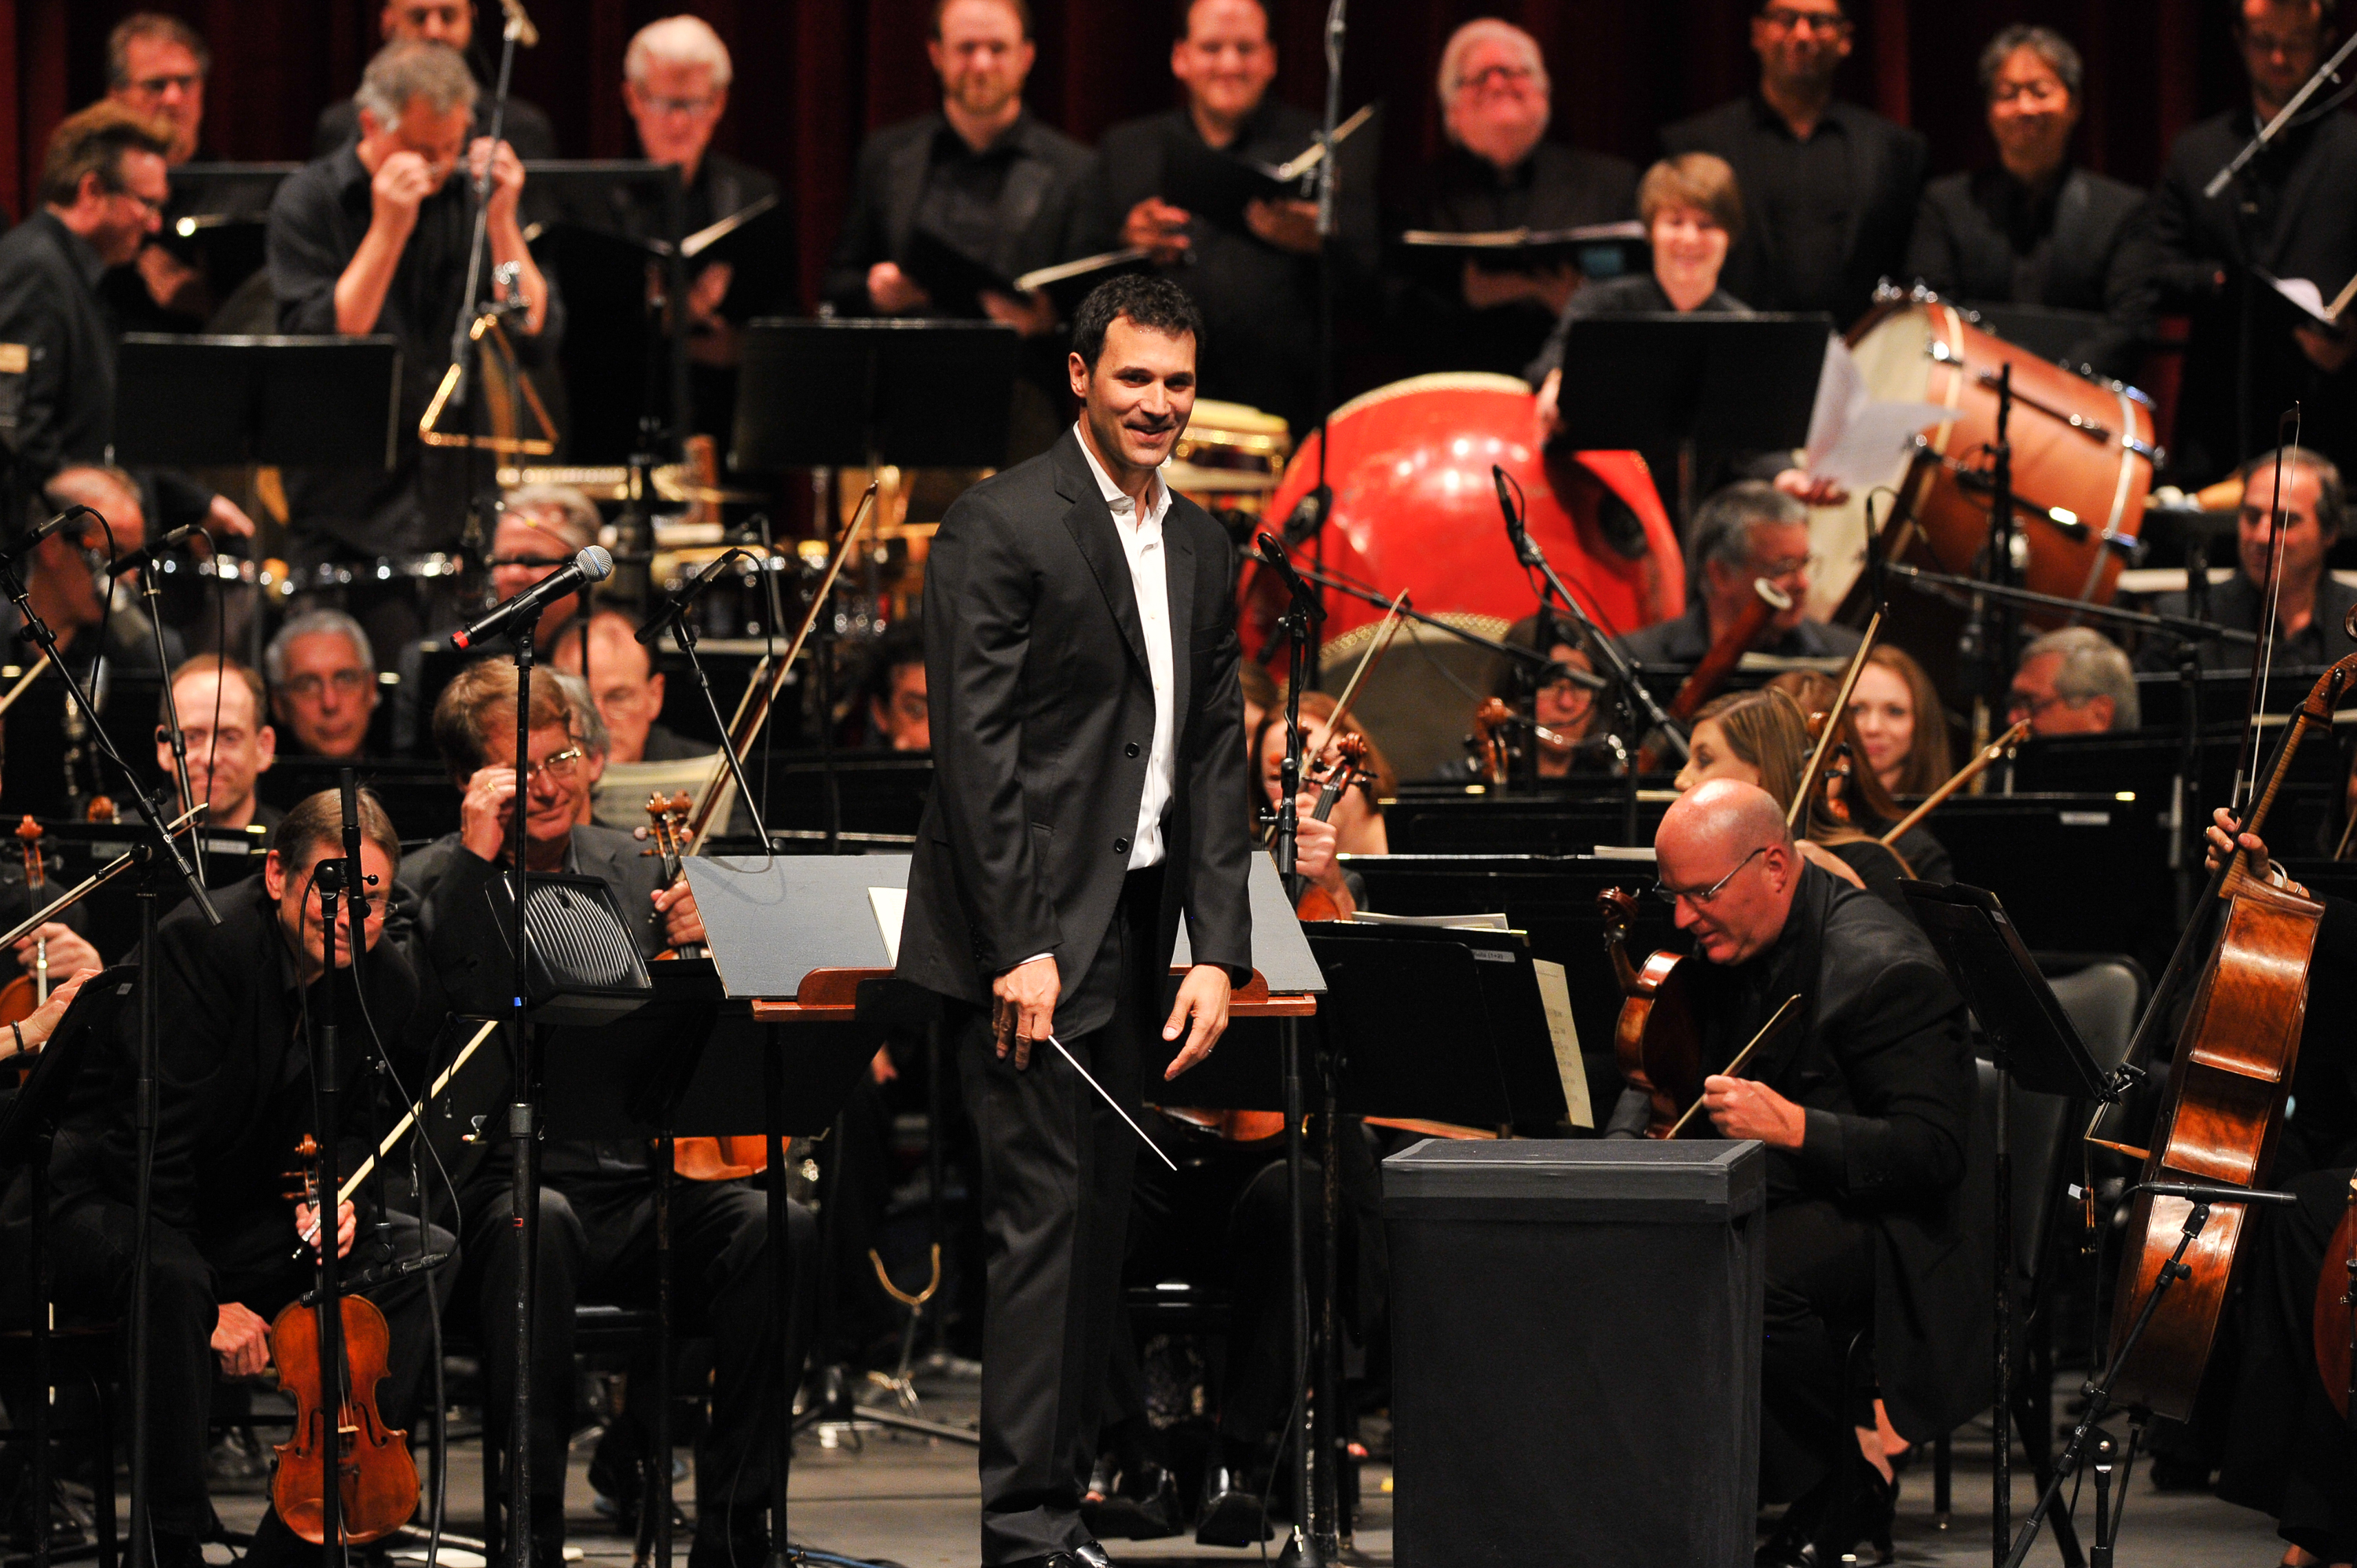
[1238,373,1684,670]
[1811,291,2158,624]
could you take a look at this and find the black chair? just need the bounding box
[0,1323,121,1568]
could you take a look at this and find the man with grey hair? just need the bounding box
[1618,480,1863,667]
[313,0,558,161]
[269,37,563,654]
[266,609,381,759]
[489,485,601,647]
[1395,17,1638,376]
[2011,626,2139,734]
[1902,24,2145,379]
[2139,445,2357,672]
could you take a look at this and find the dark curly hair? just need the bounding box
[1071,274,1204,369]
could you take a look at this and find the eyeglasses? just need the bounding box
[128,72,202,98]
[637,92,722,119]
[281,669,373,701]
[522,746,586,785]
[110,187,168,218]
[1651,844,1768,906]
[1457,64,1538,92]
[1760,6,1851,35]
[1750,553,1816,581]
[2004,690,2073,721]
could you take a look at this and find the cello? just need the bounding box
[2089,628,2357,1420]
[269,1136,420,1544]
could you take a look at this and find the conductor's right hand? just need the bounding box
[460,764,519,863]
[992,954,1058,1071]
[370,150,436,233]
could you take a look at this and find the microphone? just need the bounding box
[1279,483,1330,546]
[1494,464,1543,569]
[451,544,614,650]
[1252,533,1325,621]
[106,522,204,578]
[636,548,744,647]
[0,504,97,566]
[2133,1180,2297,1207]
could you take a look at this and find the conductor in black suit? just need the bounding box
[897,274,1255,1568]
[1661,0,1926,330]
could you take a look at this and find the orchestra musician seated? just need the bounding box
[265,610,381,761]
[2011,626,2140,735]
[1846,646,1952,799]
[857,621,931,751]
[549,608,712,763]
[1446,613,1611,782]
[401,660,812,1568]
[42,789,457,1568]
[2136,447,2357,672]
[489,485,602,649]
[1769,669,1953,884]
[1252,690,1392,921]
[1616,482,1862,668]
[1627,780,1981,1568]
[157,654,280,833]
[2,468,183,682]
[551,669,610,826]
[0,730,102,991]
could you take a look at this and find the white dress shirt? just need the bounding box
[1076,423,1177,870]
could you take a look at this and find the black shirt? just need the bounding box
[0,214,122,496]
[266,145,566,556]
[1394,141,1640,377]
[1096,99,1382,436]
[1662,95,1927,329]
[1904,165,2149,379]
[2135,569,2357,673]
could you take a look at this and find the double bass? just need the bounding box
[2089,634,2357,1420]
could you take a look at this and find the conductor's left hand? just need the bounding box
[1161,964,1232,1080]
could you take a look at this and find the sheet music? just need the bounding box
[1531,960,1594,1130]
[1803,333,1948,490]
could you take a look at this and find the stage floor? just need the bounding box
[193,1365,2283,1568]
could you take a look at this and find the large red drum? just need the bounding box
[1237,373,1684,664]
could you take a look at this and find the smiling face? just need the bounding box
[626,56,725,177]
[929,0,1034,125]
[1752,0,1853,97]
[1650,203,1732,306]
[165,669,275,826]
[1847,661,1915,791]
[481,716,592,848]
[1173,0,1275,136]
[266,838,398,974]
[1445,34,1550,169]
[1070,316,1197,482]
[1986,45,2078,184]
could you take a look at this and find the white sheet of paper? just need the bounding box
[1531,959,1593,1130]
[1802,333,1948,489]
[2263,269,2333,325]
[868,886,907,969]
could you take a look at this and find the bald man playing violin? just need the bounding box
[1624,780,1978,1568]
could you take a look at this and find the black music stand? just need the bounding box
[111,335,402,470]
[0,967,137,1568]
[1903,879,2124,1564]
[1551,313,1831,524]
[730,317,1019,472]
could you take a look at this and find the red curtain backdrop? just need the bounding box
[0,0,2275,310]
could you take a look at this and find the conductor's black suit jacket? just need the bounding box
[898,427,1254,1037]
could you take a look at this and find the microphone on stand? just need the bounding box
[0,505,98,567]
[105,522,205,578]
[451,545,614,650]
[636,548,745,647]
[1253,533,1325,621]
[1494,464,1541,569]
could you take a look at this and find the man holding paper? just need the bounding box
[897,274,1253,1568]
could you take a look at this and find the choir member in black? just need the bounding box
[1615,481,1861,666]
[401,661,812,1568]
[313,0,558,162]
[550,610,711,763]
[266,610,382,762]
[822,0,1107,458]
[2198,810,2357,1566]
[2013,626,2142,735]
[0,104,251,542]
[1393,19,1637,377]
[1626,782,1979,1566]
[1661,0,1926,331]
[100,13,217,331]
[603,15,790,447]
[266,39,561,654]
[2135,446,2357,672]
[1903,27,2147,380]
[1095,0,1378,439]
[2131,0,2357,482]
[158,655,281,835]
[42,789,457,1568]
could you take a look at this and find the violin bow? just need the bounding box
[2234,408,2301,813]
[1879,720,2033,846]
[0,651,53,719]
[1665,993,1803,1140]
[1787,610,1882,832]
[1305,588,1409,758]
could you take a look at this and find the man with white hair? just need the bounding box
[603,15,788,442]
[269,38,562,652]
[1637,780,1978,1567]
[1395,18,1638,376]
[1094,0,1380,438]
[266,608,381,760]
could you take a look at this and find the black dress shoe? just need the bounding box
[1079,1463,1182,1541]
[1196,1466,1274,1548]
[1809,1456,1897,1568]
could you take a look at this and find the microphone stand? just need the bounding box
[1284,0,1350,690]
[0,547,218,1568]
[1282,559,1602,685]
[445,0,533,565]
[129,544,202,880]
[307,844,351,1568]
[502,622,539,1568]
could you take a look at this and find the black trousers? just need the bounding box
[959,866,1160,1564]
[1760,1198,1879,1504]
[2214,1166,2357,1561]
[46,1193,456,1541]
[456,1168,816,1542]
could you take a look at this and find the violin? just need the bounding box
[269,1136,420,1545]
[0,817,51,1028]
[1634,577,1791,772]
[2088,638,2357,1421]
[640,791,768,1182]
[638,792,702,960]
[1467,697,1579,787]
[1292,734,1369,923]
